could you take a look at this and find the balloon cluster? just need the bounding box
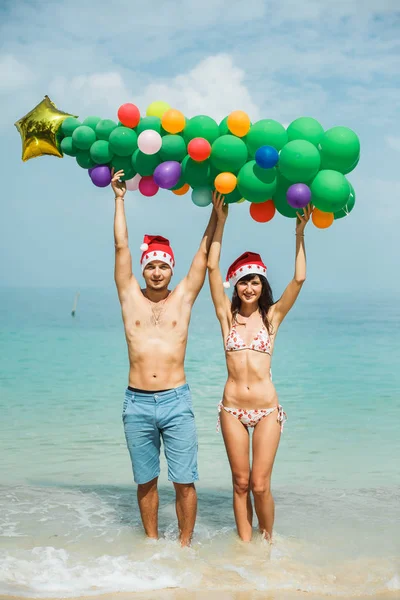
[39,99,361,228]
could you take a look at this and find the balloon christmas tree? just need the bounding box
[15,96,359,228]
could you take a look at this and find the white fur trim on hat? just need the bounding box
[140,243,149,251]
[229,264,267,288]
[141,250,174,273]
[223,281,230,288]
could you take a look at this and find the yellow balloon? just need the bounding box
[227,110,251,137]
[162,109,186,134]
[215,172,237,194]
[237,197,246,203]
[312,208,334,229]
[14,96,77,162]
[146,101,171,119]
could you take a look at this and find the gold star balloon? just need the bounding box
[14,95,78,162]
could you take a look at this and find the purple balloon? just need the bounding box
[90,165,112,188]
[88,167,95,176]
[153,161,182,189]
[286,183,311,209]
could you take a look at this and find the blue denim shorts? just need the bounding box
[122,383,198,485]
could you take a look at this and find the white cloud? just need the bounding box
[0,54,34,94]
[49,72,131,117]
[48,55,261,123]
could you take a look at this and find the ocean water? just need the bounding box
[0,286,399,598]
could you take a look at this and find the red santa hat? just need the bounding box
[140,235,175,273]
[224,251,267,288]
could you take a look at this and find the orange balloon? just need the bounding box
[172,183,190,196]
[227,110,251,137]
[215,172,237,194]
[249,200,276,223]
[312,208,334,229]
[162,109,186,134]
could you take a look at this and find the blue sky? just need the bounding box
[0,0,399,296]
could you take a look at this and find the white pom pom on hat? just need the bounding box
[223,281,230,288]
[140,243,149,251]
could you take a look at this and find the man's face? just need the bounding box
[143,261,172,291]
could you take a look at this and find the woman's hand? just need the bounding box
[212,190,228,222]
[111,169,126,199]
[296,203,313,235]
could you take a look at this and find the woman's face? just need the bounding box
[236,275,262,305]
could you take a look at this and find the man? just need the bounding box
[112,169,218,546]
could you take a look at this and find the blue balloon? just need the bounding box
[255,145,279,169]
[191,187,212,207]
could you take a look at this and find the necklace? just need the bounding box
[144,291,170,326]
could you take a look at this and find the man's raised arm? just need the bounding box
[180,191,222,304]
[112,169,140,299]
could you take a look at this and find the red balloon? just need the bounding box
[118,103,140,128]
[139,175,159,197]
[188,137,211,162]
[249,200,276,223]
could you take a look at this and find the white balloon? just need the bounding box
[126,173,142,191]
[137,130,162,155]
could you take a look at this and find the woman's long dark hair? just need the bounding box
[231,274,275,334]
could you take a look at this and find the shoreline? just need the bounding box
[0,591,398,600]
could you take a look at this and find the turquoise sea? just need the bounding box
[0,286,399,598]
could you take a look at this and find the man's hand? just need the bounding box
[212,190,228,222]
[111,169,126,199]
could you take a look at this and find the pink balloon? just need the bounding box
[139,176,159,197]
[126,173,142,191]
[137,130,162,155]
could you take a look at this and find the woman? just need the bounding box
[207,193,312,543]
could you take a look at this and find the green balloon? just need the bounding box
[132,149,160,176]
[72,126,96,150]
[111,156,136,181]
[279,140,321,183]
[334,183,356,219]
[95,119,118,141]
[82,116,101,131]
[237,160,277,203]
[136,117,162,136]
[182,155,211,188]
[319,127,360,174]
[273,173,298,218]
[246,119,288,156]
[311,170,350,213]
[160,135,187,162]
[90,140,114,164]
[224,187,242,204]
[210,135,248,172]
[60,136,78,157]
[219,116,229,136]
[76,150,95,169]
[171,174,186,191]
[287,117,324,147]
[109,127,138,157]
[61,117,81,137]
[183,116,219,145]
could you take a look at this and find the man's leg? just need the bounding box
[137,476,159,539]
[173,482,197,546]
[160,385,199,546]
[123,389,161,539]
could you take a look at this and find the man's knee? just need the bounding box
[173,482,196,499]
[137,477,158,496]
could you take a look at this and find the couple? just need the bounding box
[112,169,312,547]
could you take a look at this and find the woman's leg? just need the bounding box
[220,409,253,541]
[251,412,281,541]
